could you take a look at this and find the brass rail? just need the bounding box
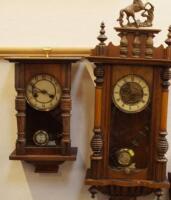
[0,47,92,58]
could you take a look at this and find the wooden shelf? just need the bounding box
[10,147,77,173]
[10,147,77,161]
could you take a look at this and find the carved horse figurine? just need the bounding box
[117,0,154,27]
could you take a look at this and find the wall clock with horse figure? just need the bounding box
[85,0,171,200]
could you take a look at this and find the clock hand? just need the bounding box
[37,88,55,99]
[28,84,39,98]
[32,85,55,99]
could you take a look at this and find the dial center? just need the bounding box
[120,82,143,105]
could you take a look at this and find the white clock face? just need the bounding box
[26,74,62,111]
[113,75,150,113]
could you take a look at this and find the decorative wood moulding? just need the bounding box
[92,27,169,60]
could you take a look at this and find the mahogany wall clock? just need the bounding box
[8,57,78,173]
[85,1,171,199]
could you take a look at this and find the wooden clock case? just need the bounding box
[85,24,171,200]
[8,57,80,173]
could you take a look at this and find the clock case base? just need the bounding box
[10,147,77,173]
[86,170,169,199]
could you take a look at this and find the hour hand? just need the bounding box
[31,85,40,98]
[32,85,54,99]
[38,89,54,99]
[48,93,55,99]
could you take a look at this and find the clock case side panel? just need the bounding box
[88,63,105,179]
[89,64,112,179]
[154,67,170,182]
[102,64,112,178]
[10,61,77,173]
[14,63,26,155]
[60,63,73,155]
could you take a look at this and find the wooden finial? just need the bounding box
[89,186,98,198]
[165,25,171,59]
[97,22,107,45]
[165,25,171,46]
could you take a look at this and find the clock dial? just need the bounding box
[33,130,49,146]
[26,74,62,111]
[116,149,135,167]
[113,75,150,113]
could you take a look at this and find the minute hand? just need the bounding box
[33,86,54,99]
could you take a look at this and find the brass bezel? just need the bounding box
[33,130,49,146]
[116,148,135,167]
[26,73,62,111]
[112,74,150,114]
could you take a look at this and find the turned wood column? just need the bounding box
[90,64,104,178]
[165,25,171,200]
[60,64,71,155]
[155,67,170,181]
[155,26,171,181]
[90,22,107,178]
[15,63,26,154]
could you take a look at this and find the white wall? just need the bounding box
[0,1,171,200]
